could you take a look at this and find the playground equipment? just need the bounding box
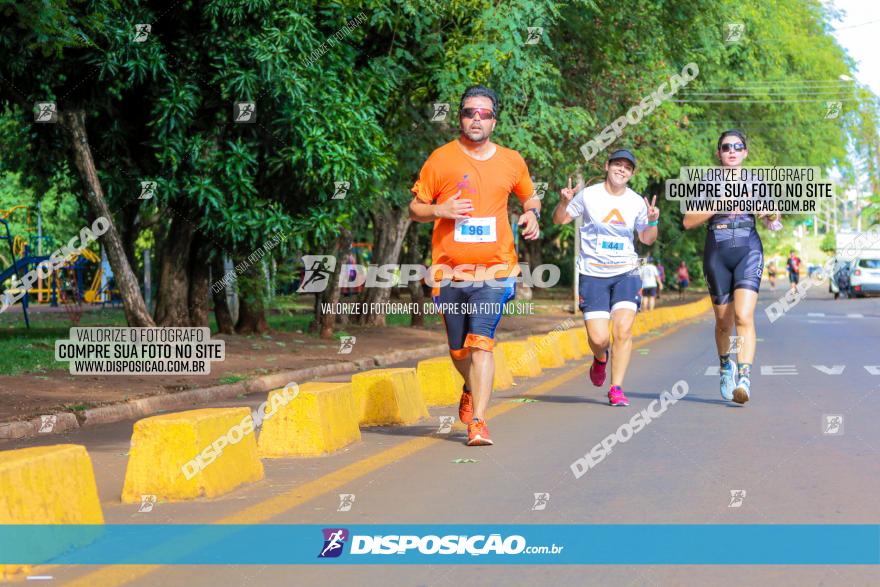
[0,207,109,328]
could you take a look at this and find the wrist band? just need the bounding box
[648,220,659,227]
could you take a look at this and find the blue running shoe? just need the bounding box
[720,359,737,401]
[733,376,751,405]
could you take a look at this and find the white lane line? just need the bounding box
[846,313,864,318]
[807,312,825,317]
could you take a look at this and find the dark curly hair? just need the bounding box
[459,85,499,119]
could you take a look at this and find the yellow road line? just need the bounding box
[59,318,695,587]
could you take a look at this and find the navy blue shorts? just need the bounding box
[432,278,516,359]
[703,229,764,305]
[577,271,642,320]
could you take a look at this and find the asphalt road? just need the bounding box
[5,286,880,586]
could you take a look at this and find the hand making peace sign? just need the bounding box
[643,195,660,222]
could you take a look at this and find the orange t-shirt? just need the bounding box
[411,140,534,280]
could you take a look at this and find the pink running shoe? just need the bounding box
[589,351,608,387]
[608,385,630,407]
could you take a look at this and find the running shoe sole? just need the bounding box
[466,434,494,446]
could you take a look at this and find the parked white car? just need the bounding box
[851,256,880,296]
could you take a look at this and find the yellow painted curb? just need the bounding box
[568,327,590,356]
[492,344,515,390]
[121,408,264,503]
[527,335,566,368]
[498,340,543,377]
[351,368,430,426]
[0,444,104,579]
[258,382,361,458]
[415,357,465,406]
[550,329,581,360]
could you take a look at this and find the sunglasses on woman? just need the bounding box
[460,107,495,120]
[720,142,746,153]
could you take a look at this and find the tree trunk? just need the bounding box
[60,109,154,327]
[406,223,426,327]
[154,212,194,326]
[187,233,210,327]
[235,261,268,334]
[211,256,234,334]
[352,206,411,326]
[311,228,352,339]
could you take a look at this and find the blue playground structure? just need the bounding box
[0,216,106,328]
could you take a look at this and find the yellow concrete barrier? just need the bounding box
[568,327,590,356]
[492,344,515,390]
[0,444,104,579]
[552,329,582,360]
[498,341,543,377]
[416,357,465,406]
[0,444,103,523]
[258,382,361,457]
[121,407,264,503]
[351,368,429,426]
[527,335,566,368]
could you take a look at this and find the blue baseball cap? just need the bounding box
[607,149,637,168]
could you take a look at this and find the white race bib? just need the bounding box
[597,235,629,257]
[454,217,497,243]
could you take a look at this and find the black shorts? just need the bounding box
[578,271,642,320]
[703,228,764,305]
[789,271,799,284]
[642,287,658,297]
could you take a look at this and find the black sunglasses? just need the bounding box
[720,142,746,153]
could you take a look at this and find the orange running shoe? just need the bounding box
[458,386,473,424]
[467,418,493,446]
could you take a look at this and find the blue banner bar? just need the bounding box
[0,525,877,565]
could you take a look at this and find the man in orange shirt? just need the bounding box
[409,85,541,446]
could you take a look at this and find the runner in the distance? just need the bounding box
[682,129,781,404]
[677,261,690,300]
[639,256,661,311]
[553,149,659,406]
[409,85,540,446]
[786,250,801,292]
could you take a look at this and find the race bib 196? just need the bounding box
[454,217,497,243]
